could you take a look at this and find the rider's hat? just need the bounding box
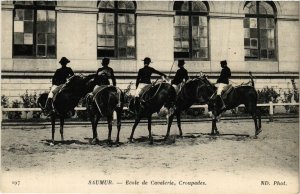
[102,57,110,65]
[142,57,152,64]
[59,57,70,64]
[178,59,185,66]
[220,60,227,66]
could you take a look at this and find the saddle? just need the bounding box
[221,84,234,99]
[140,81,164,102]
[92,85,114,100]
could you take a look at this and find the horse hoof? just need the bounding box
[49,142,54,146]
[255,129,262,136]
[128,139,134,143]
[91,138,99,145]
[149,137,154,145]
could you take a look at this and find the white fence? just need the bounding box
[2,102,299,122]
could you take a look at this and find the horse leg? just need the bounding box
[129,116,141,143]
[165,113,174,140]
[252,112,262,137]
[211,119,219,135]
[107,115,113,146]
[91,114,100,145]
[148,116,153,145]
[176,111,183,137]
[115,110,122,145]
[257,108,262,129]
[51,115,56,144]
[59,117,64,142]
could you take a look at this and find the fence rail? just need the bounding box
[2,102,299,112]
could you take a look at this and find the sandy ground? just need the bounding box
[1,118,299,193]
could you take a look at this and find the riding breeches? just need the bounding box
[135,83,150,97]
[48,85,58,99]
[215,83,227,95]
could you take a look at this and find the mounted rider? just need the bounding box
[135,57,167,109]
[94,57,116,88]
[44,57,74,115]
[171,59,189,93]
[92,57,121,107]
[216,60,231,110]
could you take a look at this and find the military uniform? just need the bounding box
[45,57,73,115]
[216,64,231,95]
[171,59,189,94]
[48,57,74,99]
[95,66,116,86]
[216,60,231,110]
[135,64,167,97]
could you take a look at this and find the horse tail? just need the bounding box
[164,84,176,109]
[249,71,255,88]
[107,90,118,116]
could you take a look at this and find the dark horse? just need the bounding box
[207,73,262,137]
[37,74,124,145]
[165,77,214,138]
[128,81,176,144]
[86,85,124,145]
[37,74,96,144]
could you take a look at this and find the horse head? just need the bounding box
[54,74,96,115]
[208,95,223,119]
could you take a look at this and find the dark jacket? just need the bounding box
[217,66,231,84]
[171,67,189,85]
[52,67,74,85]
[136,66,166,88]
[95,66,116,86]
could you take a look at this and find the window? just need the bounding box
[174,1,209,59]
[244,2,276,60]
[13,1,56,58]
[97,1,136,59]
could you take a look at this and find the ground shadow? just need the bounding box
[42,139,89,146]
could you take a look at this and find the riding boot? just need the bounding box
[45,98,54,116]
[218,95,226,111]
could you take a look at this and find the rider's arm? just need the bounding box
[171,69,179,85]
[136,70,141,89]
[184,69,189,82]
[69,68,74,76]
[52,70,59,85]
[152,68,167,78]
[110,68,116,86]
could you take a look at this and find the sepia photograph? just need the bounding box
[1,0,299,193]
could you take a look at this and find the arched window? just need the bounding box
[174,1,209,59]
[244,1,276,60]
[97,1,136,58]
[13,1,56,57]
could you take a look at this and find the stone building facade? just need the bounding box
[1,1,299,100]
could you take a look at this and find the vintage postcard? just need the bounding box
[1,0,299,193]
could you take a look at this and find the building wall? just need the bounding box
[1,1,299,102]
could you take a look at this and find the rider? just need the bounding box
[135,57,167,109]
[94,57,116,88]
[216,60,231,110]
[171,59,189,93]
[92,58,121,107]
[45,57,74,114]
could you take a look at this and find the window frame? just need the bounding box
[97,1,136,59]
[13,1,57,59]
[244,1,277,61]
[174,1,209,60]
